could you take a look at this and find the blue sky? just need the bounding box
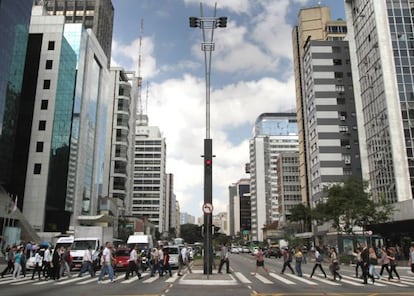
[110,0,346,221]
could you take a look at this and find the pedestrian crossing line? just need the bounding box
[254,273,273,284]
[234,271,251,284]
[268,273,296,285]
[143,275,159,283]
[165,274,179,283]
[284,273,317,285]
[54,276,87,285]
[400,275,414,283]
[10,278,33,285]
[341,274,409,287]
[121,276,140,284]
[76,277,97,285]
[302,273,340,286]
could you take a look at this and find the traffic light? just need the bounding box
[189,17,199,28]
[217,17,227,28]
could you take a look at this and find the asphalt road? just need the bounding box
[0,253,413,296]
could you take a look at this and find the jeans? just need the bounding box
[79,261,94,277]
[98,263,114,281]
[295,261,302,276]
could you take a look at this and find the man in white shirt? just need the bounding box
[178,243,192,276]
[98,242,114,283]
[158,246,164,276]
[125,244,141,280]
[78,245,94,277]
[42,246,52,279]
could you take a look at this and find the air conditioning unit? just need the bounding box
[344,159,351,164]
[340,116,346,121]
[345,145,351,149]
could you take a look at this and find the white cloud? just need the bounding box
[183,0,252,14]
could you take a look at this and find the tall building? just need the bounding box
[180,212,195,225]
[21,6,110,232]
[302,39,362,207]
[344,0,414,239]
[102,68,137,236]
[249,113,298,241]
[37,0,114,66]
[165,173,176,235]
[292,6,348,207]
[228,178,251,239]
[0,0,33,190]
[132,116,167,233]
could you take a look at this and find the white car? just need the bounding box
[230,247,240,254]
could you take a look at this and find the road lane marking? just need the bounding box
[285,273,317,285]
[255,273,273,284]
[269,272,296,285]
[302,273,340,286]
[234,271,251,284]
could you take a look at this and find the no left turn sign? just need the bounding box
[203,203,213,214]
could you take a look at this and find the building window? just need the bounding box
[36,142,44,152]
[43,80,51,89]
[39,120,46,131]
[45,60,53,69]
[34,163,42,175]
[41,99,48,110]
[48,41,55,50]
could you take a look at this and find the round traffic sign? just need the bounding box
[203,203,213,214]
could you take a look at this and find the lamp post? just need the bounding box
[189,3,227,276]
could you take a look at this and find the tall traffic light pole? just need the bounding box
[189,3,227,276]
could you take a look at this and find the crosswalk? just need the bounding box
[1,269,414,288]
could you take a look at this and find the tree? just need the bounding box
[290,203,312,232]
[313,178,395,234]
[180,223,203,243]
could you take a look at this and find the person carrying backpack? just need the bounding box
[280,247,295,274]
[310,246,327,278]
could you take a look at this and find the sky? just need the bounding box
[110,0,346,221]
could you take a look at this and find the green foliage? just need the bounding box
[290,203,312,232]
[313,178,395,234]
[180,223,203,243]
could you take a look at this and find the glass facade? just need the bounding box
[0,0,32,185]
[254,113,298,137]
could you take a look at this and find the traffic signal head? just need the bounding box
[217,17,227,28]
[205,158,212,167]
[189,17,200,28]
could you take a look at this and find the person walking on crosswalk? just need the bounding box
[294,247,303,277]
[329,247,342,281]
[252,247,268,275]
[310,246,327,278]
[280,247,295,275]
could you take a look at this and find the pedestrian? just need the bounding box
[280,247,295,275]
[329,247,342,281]
[252,246,268,275]
[161,248,172,277]
[158,245,164,276]
[218,242,230,274]
[1,245,16,277]
[368,247,381,281]
[353,247,363,278]
[387,247,400,281]
[408,244,414,273]
[78,245,94,277]
[294,247,303,277]
[51,245,63,280]
[60,246,72,278]
[42,246,52,280]
[310,246,327,278]
[360,243,372,284]
[150,247,159,277]
[31,249,43,280]
[125,244,141,280]
[379,246,391,278]
[178,243,192,276]
[302,246,308,264]
[12,247,23,280]
[98,242,115,283]
[20,249,27,277]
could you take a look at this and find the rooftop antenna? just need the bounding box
[137,19,144,116]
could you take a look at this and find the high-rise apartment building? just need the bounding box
[37,0,114,65]
[249,113,298,241]
[292,6,348,206]
[228,178,251,239]
[302,39,362,207]
[133,116,167,233]
[0,0,33,190]
[344,0,414,238]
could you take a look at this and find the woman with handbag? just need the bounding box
[329,247,342,281]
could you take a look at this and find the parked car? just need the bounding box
[265,247,282,258]
[230,246,240,254]
[163,245,181,268]
[242,246,250,253]
[114,247,130,271]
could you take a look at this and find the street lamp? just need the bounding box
[189,3,227,276]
